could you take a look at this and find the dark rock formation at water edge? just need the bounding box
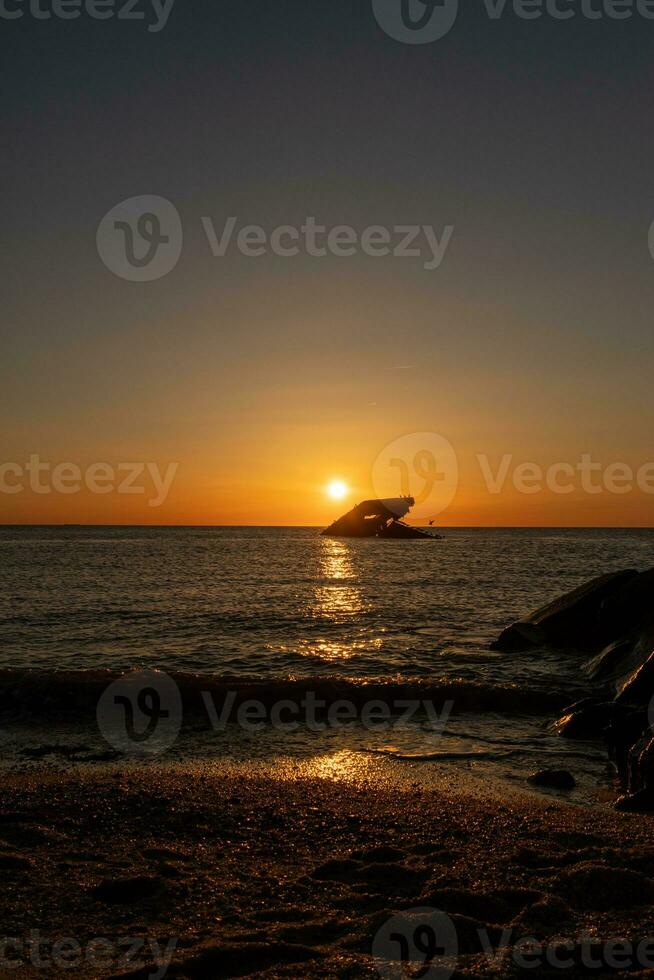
[491,567,654,810]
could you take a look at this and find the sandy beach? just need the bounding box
[2,764,653,978]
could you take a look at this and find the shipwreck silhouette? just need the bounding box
[322,496,437,539]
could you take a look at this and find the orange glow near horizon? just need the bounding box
[3,448,654,527]
[2,337,654,528]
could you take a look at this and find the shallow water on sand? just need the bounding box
[0,525,652,801]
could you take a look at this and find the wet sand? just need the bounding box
[1,764,654,978]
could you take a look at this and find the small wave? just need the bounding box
[0,667,578,724]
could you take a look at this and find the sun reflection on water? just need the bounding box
[296,539,371,661]
[312,538,366,618]
[292,749,382,784]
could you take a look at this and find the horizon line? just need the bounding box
[1,523,653,530]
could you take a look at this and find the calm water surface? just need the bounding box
[1,526,652,682]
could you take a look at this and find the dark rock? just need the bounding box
[600,616,654,697]
[624,731,654,799]
[91,875,163,904]
[555,863,654,910]
[632,615,654,659]
[490,569,637,652]
[490,621,546,653]
[615,649,654,706]
[605,707,649,786]
[527,769,576,790]
[552,699,616,739]
[599,568,654,639]
[615,788,654,812]
[582,637,636,683]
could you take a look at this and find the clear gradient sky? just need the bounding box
[2,2,654,525]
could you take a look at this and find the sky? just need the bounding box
[2,0,654,526]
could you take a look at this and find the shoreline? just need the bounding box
[2,765,653,977]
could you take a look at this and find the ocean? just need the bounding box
[1,525,652,802]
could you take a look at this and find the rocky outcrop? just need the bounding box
[599,568,654,639]
[493,567,654,809]
[490,570,637,652]
[615,649,654,706]
[527,769,576,790]
[551,698,618,739]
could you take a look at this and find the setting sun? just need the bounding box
[326,480,348,500]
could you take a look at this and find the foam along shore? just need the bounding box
[490,567,654,811]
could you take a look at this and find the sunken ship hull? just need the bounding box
[321,496,437,539]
